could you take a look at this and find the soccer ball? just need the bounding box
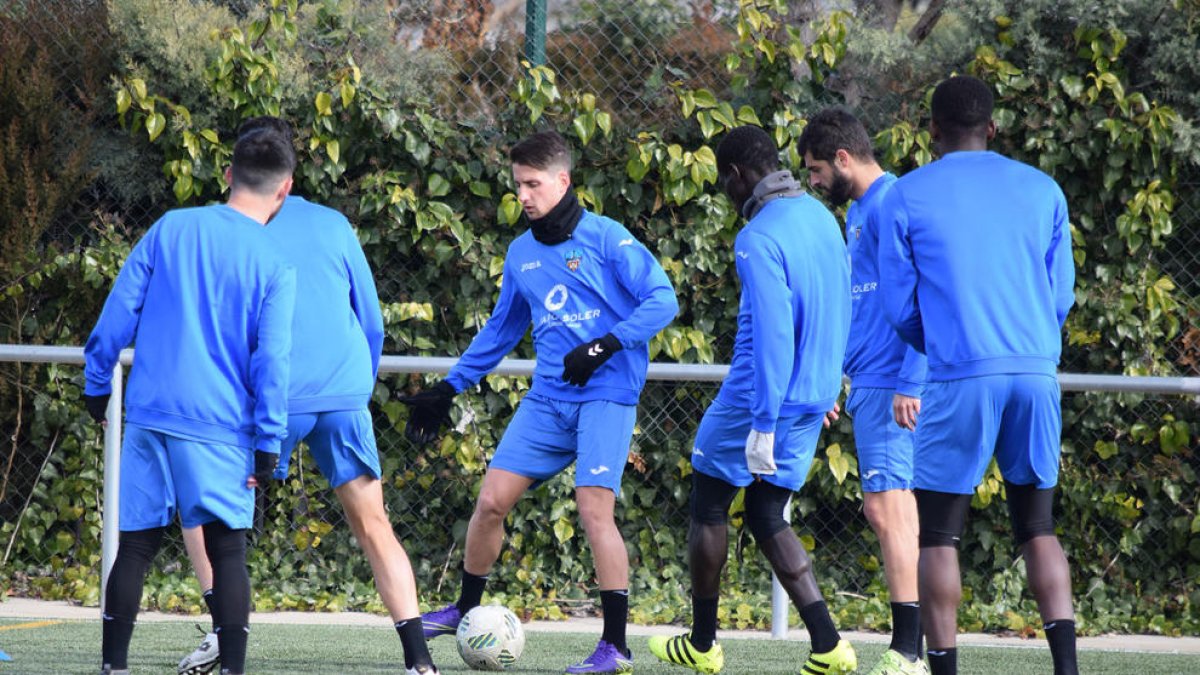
[455,605,525,671]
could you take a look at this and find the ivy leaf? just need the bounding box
[427,173,450,197]
[826,443,849,484]
[146,112,166,142]
[315,91,333,116]
[497,193,522,225]
[553,517,574,543]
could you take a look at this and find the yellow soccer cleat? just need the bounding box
[802,639,858,674]
[647,633,724,674]
[865,649,929,675]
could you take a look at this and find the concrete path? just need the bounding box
[3,598,1198,655]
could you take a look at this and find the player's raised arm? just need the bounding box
[735,230,794,433]
[444,256,533,391]
[602,223,679,349]
[878,186,925,352]
[401,254,532,446]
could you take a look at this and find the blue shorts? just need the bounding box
[915,374,1062,494]
[490,394,637,493]
[119,424,254,531]
[276,409,381,488]
[690,400,826,492]
[845,386,915,492]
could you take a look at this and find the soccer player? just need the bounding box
[175,117,440,675]
[648,125,856,674]
[798,108,928,675]
[404,130,678,674]
[83,128,297,675]
[878,75,1078,675]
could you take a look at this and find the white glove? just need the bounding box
[745,429,777,477]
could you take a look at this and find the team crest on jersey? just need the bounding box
[854,226,862,240]
[563,248,584,272]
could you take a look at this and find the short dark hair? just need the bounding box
[796,107,875,162]
[509,130,572,172]
[931,75,994,136]
[237,115,294,143]
[230,128,295,194]
[716,125,779,176]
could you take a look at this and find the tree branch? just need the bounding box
[908,0,947,45]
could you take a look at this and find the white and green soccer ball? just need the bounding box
[455,605,526,671]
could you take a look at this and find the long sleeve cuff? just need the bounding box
[895,379,923,398]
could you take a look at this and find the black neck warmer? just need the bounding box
[528,189,583,245]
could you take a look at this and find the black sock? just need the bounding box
[203,522,250,674]
[202,589,216,631]
[101,615,136,670]
[599,589,629,654]
[798,600,839,654]
[102,527,165,668]
[928,647,957,675]
[396,617,434,669]
[690,595,719,651]
[889,601,921,661]
[214,625,248,674]
[1045,619,1078,675]
[457,569,488,612]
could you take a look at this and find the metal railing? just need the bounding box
[4,343,1198,633]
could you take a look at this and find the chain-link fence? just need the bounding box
[3,355,1199,632]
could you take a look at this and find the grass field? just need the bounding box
[2,619,1198,674]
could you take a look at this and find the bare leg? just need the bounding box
[334,475,420,620]
[576,486,628,589]
[863,489,919,602]
[182,525,213,593]
[918,546,961,649]
[1024,535,1073,620]
[464,468,534,576]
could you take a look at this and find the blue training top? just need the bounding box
[264,196,383,413]
[843,172,926,396]
[446,209,679,404]
[879,150,1075,381]
[85,204,296,453]
[716,193,851,432]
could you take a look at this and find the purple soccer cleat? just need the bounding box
[421,604,463,640]
[565,640,634,674]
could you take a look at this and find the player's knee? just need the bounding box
[863,495,890,533]
[349,507,394,547]
[690,471,738,526]
[576,498,616,534]
[1005,481,1057,546]
[473,489,514,523]
[743,481,791,542]
[916,489,971,549]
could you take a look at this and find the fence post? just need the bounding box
[524,0,547,66]
[770,496,792,638]
[100,362,123,612]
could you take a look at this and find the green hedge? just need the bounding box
[1,0,1198,636]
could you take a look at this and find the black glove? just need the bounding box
[83,394,110,424]
[399,380,457,446]
[253,450,278,488]
[561,334,622,387]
